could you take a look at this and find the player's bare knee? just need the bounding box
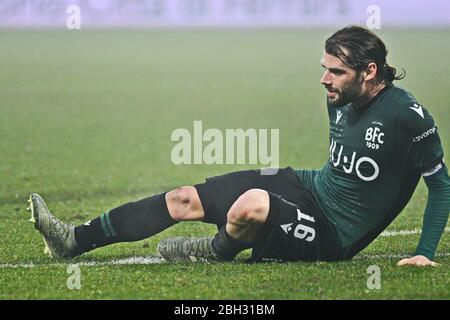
[166,186,203,221]
[228,189,269,225]
[166,186,194,220]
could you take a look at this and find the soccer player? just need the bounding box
[28,26,449,267]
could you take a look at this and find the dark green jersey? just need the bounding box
[296,84,445,258]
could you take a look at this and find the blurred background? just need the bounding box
[1,0,449,27]
[0,0,449,300]
[0,0,449,212]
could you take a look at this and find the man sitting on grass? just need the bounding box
[28,26,449,267]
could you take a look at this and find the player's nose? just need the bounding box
[320,70,332,85]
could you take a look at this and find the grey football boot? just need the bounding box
[157,237,220,263]
[27,193,80,258]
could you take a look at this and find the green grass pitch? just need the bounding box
[0,28,449,299]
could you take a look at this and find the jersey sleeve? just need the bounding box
[415,165,450,260]
[397,101,445,174]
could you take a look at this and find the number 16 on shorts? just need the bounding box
[280,208,316,242]
[294,209,316,241]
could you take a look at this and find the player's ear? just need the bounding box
[364,62,378,81]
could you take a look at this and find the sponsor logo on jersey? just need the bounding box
[336,110,343,124]
[409,103,424,119]
[365,126,385,149]
[329,139,380,181]
[280,209,316,242]
[413,126,436,143]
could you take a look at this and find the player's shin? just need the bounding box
[74,192,178,253]
[211,226,252,261]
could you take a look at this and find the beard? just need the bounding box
[327,90,352,108]
[327,74,364,108]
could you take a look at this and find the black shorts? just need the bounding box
[194,167,343,262]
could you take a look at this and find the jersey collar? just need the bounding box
[350,83,393,112]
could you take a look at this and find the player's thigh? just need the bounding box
[194,167,302,226]
[249,191,341,262]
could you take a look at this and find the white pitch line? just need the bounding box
[380,227,450,237]
[0,262,37,269]
[1,227,449,269]
[0,256,165,269]
[2,252,449,269]
[80,255,164,266]
[355,252,450,260]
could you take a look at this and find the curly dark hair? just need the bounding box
[325,25,406,84]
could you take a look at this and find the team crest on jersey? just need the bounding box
[365,124,385,150]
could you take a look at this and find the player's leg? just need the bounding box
[28,187,205,258]
[165,186,205,221]
[73,191,182,254]
[157,167,305,262]
[158,188,271,262]
[210,189,270,260]
[167,186,270,242]
[158,184,343,263]
[224,189,270,242]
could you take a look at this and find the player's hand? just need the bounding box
[397,255,437,267]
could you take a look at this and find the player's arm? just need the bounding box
[398,163,450,267]
[395,101,449,267]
